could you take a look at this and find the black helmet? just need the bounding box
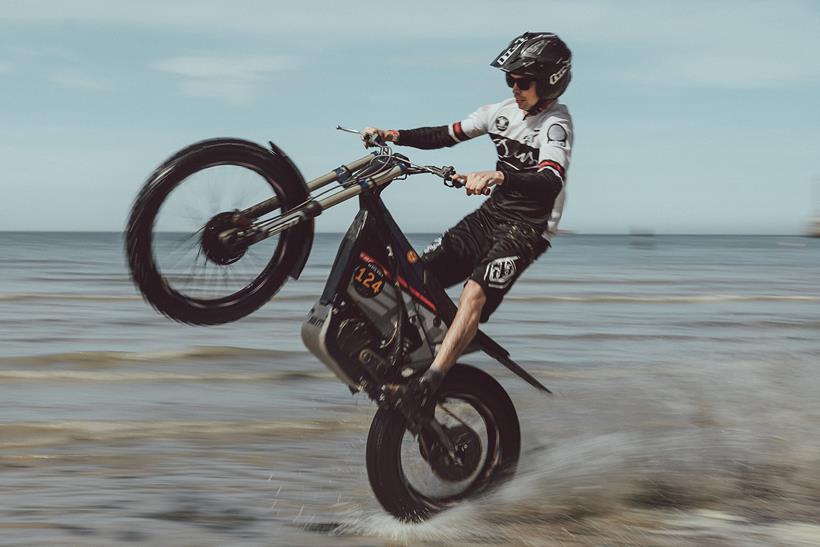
[491,32,572,99]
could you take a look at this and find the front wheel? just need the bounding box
[126,138,313,325]
[366,364,521,522]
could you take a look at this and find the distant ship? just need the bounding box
[629,227,656,248]
[807,214,820,238]
[807,178,820,237]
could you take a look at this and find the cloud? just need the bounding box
[151,55,298,105]
[0,1,515,37]
[0,61,12,74]
[152,55,295,81]
[48,69,112,91]
[4,1,819,91]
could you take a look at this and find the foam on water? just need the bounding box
[507,294,820,303]
[0,292,140,302]
[0,369,333,382]
[0,345,306,366]
[330,427,820,545]
[0,418,370,449]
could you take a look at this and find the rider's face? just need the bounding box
[507,73,539,111]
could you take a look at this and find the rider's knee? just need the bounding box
[461,280,487,309]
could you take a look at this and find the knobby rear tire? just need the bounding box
[366,364,521,522]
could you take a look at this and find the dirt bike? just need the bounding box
[125,129,550,522]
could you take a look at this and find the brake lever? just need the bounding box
[439,166,464,188]
[336,125,386,148]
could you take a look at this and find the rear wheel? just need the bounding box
[126,138,313,325]
[366,365,520,522]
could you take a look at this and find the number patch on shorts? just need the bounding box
[352,262,385,298]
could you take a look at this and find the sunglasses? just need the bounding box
[505,73,536,90]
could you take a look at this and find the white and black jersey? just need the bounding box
[397,98,573,240]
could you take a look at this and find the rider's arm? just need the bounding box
[396,126,457,149]
[395,103,496,150]
[503,120,572,201]
[501,168,564,202]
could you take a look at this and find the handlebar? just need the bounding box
[336,125,465,189]
[404,163,464,188]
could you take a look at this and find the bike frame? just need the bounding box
[297,156,551,394]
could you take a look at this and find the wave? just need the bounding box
[517,277,684,286]
[17,290,814,306]
[0,418,369,448]
[0,291,318,303]
[515,332,707,342]
[671,318,820,330]
[0,346,308,367]
[334,431,820,544]
[0,292,140,302]
[0,370,334,382]
[506,294,820,304]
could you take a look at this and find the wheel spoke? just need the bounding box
[438,402,473,429]
[126,141,303,324]
[146,162,284,300]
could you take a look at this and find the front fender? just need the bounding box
[268,140,314,280]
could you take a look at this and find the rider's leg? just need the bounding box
[400,283,485,413]
[426,280,486,377]
[418,222,550,393]
[396,222,548,413]
[404,217,489,407]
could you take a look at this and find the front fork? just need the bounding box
[224,155,405,250]
[377,383,461,465]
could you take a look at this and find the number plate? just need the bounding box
[352,262,386,298]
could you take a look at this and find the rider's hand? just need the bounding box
[361,127,399,148]
[454,171,505,196]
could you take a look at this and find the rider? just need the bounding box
[363,32,573,409]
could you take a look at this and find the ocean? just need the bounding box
[1,232,819,546]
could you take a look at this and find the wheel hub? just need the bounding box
[425,424,482,482]
[200,212,251,265]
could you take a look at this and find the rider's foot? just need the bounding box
[389,368,444,417]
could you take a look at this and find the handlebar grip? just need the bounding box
[361,131,383,147]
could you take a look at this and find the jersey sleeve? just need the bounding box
[500,115,573,224]
[535,119,573,183]
[449,103,496,143]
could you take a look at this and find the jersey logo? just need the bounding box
[523,128,540,145]
[422,237,442,256]
[494,116,509,131]
[490,135,539,170]
[485,256,519,289]
[547,124,567,146]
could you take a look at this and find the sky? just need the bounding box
[1,0,819,234]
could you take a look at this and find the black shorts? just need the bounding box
[421,207,549,322]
